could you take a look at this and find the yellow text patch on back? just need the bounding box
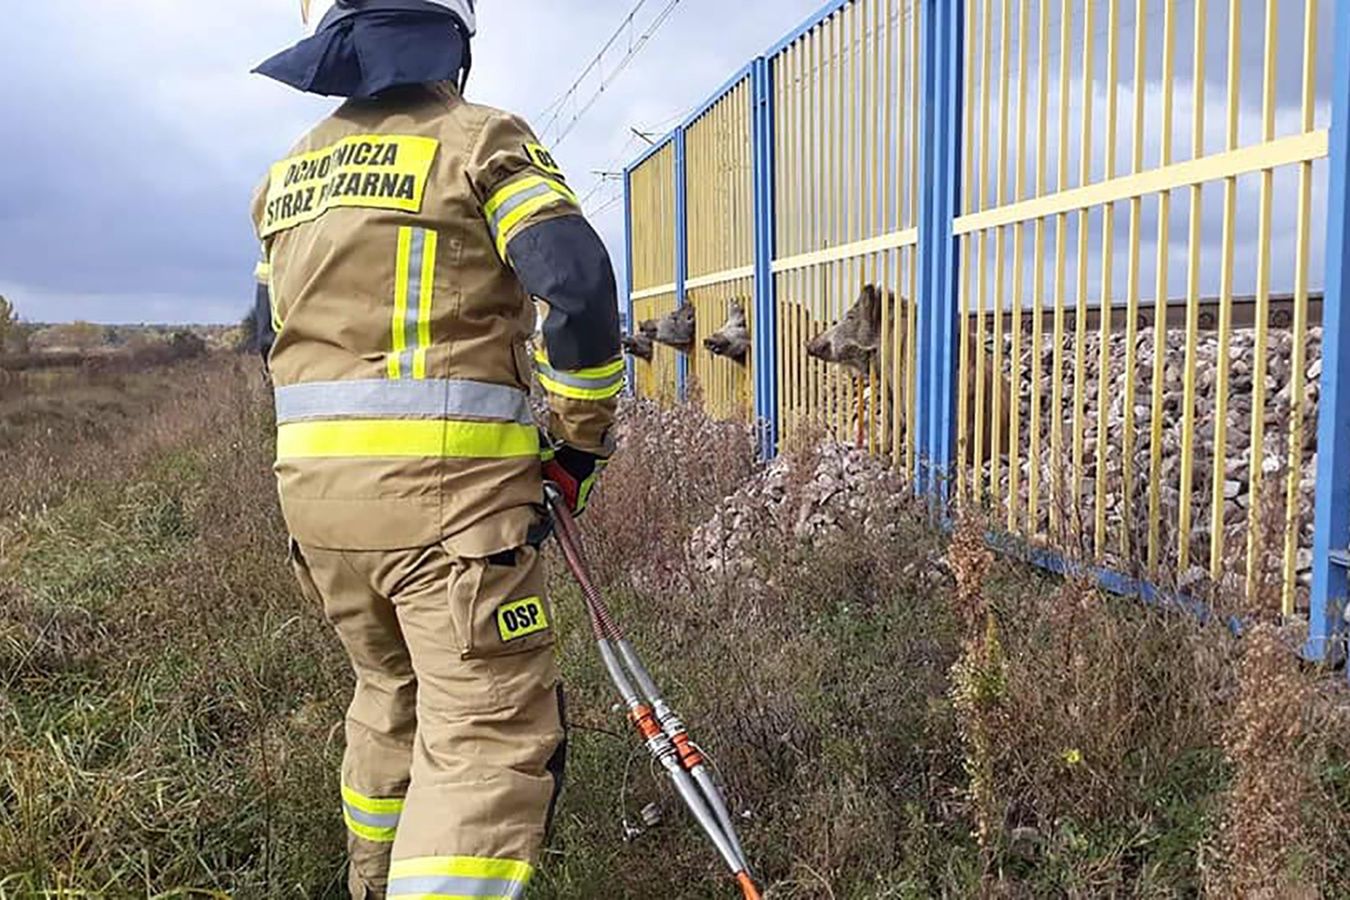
[496,596,550,643]
[261,135,439,238]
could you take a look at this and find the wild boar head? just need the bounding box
[621,332,654,361]
[805,284,891,376]
[703,299,751,362]
[653,303,696,351]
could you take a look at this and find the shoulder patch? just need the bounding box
[496,595,550,643]
[524,143,565,179]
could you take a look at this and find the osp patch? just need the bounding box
[524,142,565,178]
[497,596,550,643]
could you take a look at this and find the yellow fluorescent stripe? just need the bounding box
[343,813,397,843]
[389,227,413,380]
[341,784,405,815]
[414,229,438,380]
[484,175,576,219]
[484,175,549,217]
[254,261,272,282]
[538,373,624,402]
[277,420,539,460]
[390,856,534,883]
[495,191,574,256]
[533,354,625,380]
[954,129,1328,235]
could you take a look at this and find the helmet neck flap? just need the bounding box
[254,0,474,99]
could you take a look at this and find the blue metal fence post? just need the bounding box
[752,57,780,459]
[915,0,965,505]
[623,166,636,396]
[674,127,690,403]
[1309,0,1350,667]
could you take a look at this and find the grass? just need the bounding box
[1,358,1348,897]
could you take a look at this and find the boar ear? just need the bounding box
[864,284,882,311]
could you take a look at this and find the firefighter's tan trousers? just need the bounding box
[290,537,566,899]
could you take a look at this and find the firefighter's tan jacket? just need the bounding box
[251,84,621,554]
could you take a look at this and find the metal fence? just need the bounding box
[623,0,1350,674]
[772,0,924,476]
[686,71,756,421]
[628,139,680,406]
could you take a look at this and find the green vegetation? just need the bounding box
[0,297,14,353]
[1,359,1347,897]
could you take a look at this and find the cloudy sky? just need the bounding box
[0,0,1336,325]
[0,0,822,324]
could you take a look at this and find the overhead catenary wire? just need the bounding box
[535,0,685,148]
[535,0,659,124]
[578,104,693,214]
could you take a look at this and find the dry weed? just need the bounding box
[1213,624,1315,897]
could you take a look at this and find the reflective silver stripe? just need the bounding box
[535,361,624,393]
[275,380,535,426]
[388,875,525,899]
[398,228,427,378]
[486,182,556,239]
[343,802,401,830]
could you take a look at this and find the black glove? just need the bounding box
[540,435,609,516]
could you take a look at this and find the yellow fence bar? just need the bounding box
[686,266,757,291]
[1148,0,1177,576]
[906,1,921,483]
[1246,0,1279,599]
[1027,0,1051,535]
[794,35,805,438]
[631,283,678,301]
[954,131,1328,236]
[1283,0,1320,615]
[1050,0,1070,538]
[1209,0,1242,579]
[1093,0,1118,560]
[1072,0,1094,542]
[1120,0,1148,560]
[780,45,791,436]
[1178,0,1207,575]
[772,229,918,273]
[810,22,820,440]
[957,0,976,501]
[991,0,1010,517]
[1008,0,1028,534]
[834,9,847,444]
[974,0,992,503]
[868,0,881,457]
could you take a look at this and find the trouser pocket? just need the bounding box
[451,543,557,662]
[288,537,324,609]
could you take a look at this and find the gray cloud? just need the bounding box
[0,0,822,324]
[1,1,1332,324]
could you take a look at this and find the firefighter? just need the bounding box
[249,2,623,896]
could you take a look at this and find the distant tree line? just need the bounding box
[0,295,33,355]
